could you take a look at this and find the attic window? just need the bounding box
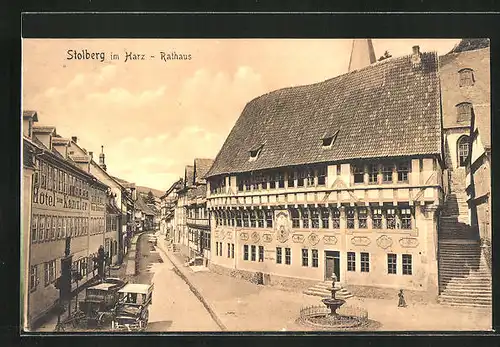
[322,130,339,148]
[249,144,264,161]
[459,68,474,87]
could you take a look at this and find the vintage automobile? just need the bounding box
[103,277,128,290]
[77,282,121,328]
[111,283,154,331]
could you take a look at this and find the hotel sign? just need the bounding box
[33,187,89,211]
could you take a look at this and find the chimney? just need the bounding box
[71,136,78,144]
[411,45,422,68]
[89,151,93,160]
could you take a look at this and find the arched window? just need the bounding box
[457,136,470,167]
[459,68,475,87]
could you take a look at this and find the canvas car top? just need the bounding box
[118,283,153,295]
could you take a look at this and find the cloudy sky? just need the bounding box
[22,38,460,192]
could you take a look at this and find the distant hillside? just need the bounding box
[136,186,165,198]
[110,175,164,197]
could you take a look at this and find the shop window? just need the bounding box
[297,170,306,187]
[358,208,368,228]
[31,215,38,243]
[276,247,282,264]
[258,246,264,262]
[403,254,413,275]
[46,216,51,241]
[250,210,257,228]
[382,164,393,183]
[306,169,314,187]
[458,136,470,167]
[277,171,285,189]
[386,207,397,229]
[287,171,295,188]
[311,209,320,229]
[400,207,412,229]
[57,218,62,239]
[30,265,39,292]
[243,210,250,227]
[346,208,355,229]
[388,254,397,274]
[372,208,383,229]
[353,164,364,184]
[312,249,319,267]
[317,166,327,186]
[251,245,256,261]
[397,162,410,183]
[291,209,300,228]
[332,208,340,229]
[302,209,310,229]
[321,208,329,229]
[361,252,370,272]
[285,248,291,265]
[236,211,242,227]
[266,210,273,228]
[257,210,265,228]
[302,248,309,267]
[269,172,276,189]
[347,252,356,271]
[459,68,474,87]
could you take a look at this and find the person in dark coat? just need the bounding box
[398,289,407,307]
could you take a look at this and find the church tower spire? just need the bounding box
[99,145,107,171]
[348,39,377,72]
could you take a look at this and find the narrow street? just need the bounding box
[137,232,220,332]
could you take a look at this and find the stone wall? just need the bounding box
[209,263,317,291]
[344,284,438,303]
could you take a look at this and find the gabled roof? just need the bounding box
[206,51,441,178]
[23,110,38,122]
[33,125,57,134]
[194,158,214,184]
[161,178,184,199]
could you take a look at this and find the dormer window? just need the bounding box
[249,144,264,161]
[321,130,339,149]
[456,102,472,123]
[459,68,474,87]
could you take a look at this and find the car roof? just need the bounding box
[88,283,117,291]
[118,283,153,294]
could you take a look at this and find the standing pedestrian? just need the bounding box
[398,289,407,307]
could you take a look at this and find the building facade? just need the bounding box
[205,44,444,298]
[24,118,109,329]
[159,178,183,240]
[436,40,491,307]
[185,159,214,265]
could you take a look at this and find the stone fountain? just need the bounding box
[321,274,346,318]
[298,272,375,330]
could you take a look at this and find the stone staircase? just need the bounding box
[303,281,354,299]
[437,168,491,308]
[438,242,491,308]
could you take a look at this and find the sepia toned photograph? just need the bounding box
[21,37,491,333]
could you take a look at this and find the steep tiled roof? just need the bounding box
[185,165,195,187]
[194,158,214,183]
[207,52,441,178]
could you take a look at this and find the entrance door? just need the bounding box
[325,251,340,281]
